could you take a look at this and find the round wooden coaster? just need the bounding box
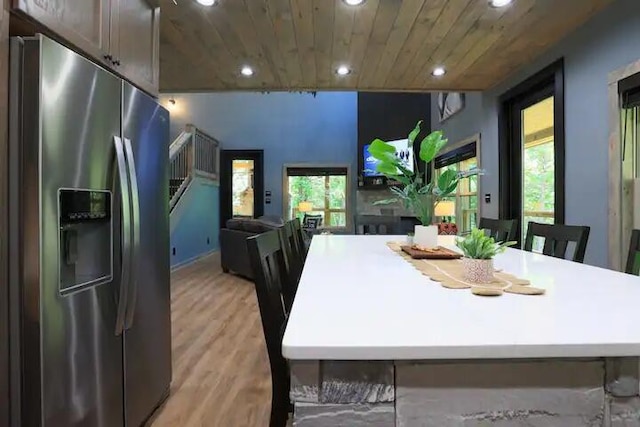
[425,273,449,282]
[471,287,504,297]
[505,285,546,295]
[441,282,471,290]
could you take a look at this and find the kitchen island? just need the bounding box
[282,235,640,426]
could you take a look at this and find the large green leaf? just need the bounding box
[443,182,458,195]
[418,131,448,163]
[368,138,395,160]
[437,169,458,192]
[408,120,423,144]
[373,198,399,205]
[396,162,415,177]
[389,186,408,199]
[376,161,399,176]
[418,182,434,195]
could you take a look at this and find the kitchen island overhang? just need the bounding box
[283,236,640,426]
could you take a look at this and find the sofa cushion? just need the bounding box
[225,218,248,231]
[258,215,285,227]
[225,217,283,233]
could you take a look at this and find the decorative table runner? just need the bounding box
[387,242,545,297]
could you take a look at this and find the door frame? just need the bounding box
[220,150,264,227]
[498,59,566,241]
[608,58,640,270]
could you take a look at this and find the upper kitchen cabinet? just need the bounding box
[12,0,111,62]
[12,0,160,95]
[110,0,159,95]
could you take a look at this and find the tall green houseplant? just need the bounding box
[368,120,470,226]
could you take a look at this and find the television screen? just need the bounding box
[363,139,414,177]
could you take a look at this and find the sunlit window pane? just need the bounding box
[287,170,348,228]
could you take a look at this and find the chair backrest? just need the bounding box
[523,222,590,263]
[303,214,323,229]
[355,215,401,235]
[246,230,289,377]
[291,218,308,260]
[279,221,303,310]
[626,229,640,275]
[478,218,519,242]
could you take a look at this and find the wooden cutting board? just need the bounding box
[401,245,463,260]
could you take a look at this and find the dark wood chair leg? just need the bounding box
[270,379,290,427]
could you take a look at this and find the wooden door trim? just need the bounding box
[608,58,640,270]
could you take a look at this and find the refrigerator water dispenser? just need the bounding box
[59,189,113,293]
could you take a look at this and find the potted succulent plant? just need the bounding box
[368,120,478,248]
[455,229,516,283]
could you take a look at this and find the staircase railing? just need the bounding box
[169,124,220,212]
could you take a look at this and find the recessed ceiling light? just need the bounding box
[432,67,446,77]
[343,0,365,5]
[196,0,216,6]
[336,65,351,76]
[240,66,254,77]
[489,0,512,7]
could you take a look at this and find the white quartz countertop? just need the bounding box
[282,235,640,360]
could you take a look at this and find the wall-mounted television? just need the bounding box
[363,138,414,177]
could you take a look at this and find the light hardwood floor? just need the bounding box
[149,255,272,426]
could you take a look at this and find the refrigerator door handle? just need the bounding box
[123,137,141,330]
[114,136,132,336]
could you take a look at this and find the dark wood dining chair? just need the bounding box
[478,217,519,242]
[292,218,309,260]
[355,215,401,235]
[278,221,303,312]
[247,230,291,427]
[626,229,640,275]
[524,222,590,263]
[302,213,323,230]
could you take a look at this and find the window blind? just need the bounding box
[286,167,347,177]
[434,142,477,169]
[619,72,640,108]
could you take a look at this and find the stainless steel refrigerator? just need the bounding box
[8,34,171,427]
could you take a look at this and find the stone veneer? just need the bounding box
[290,359,640,426]
[356,189,414,216]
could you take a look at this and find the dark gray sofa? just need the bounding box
[220,216,284,279]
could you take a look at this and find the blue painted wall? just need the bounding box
[431,0,640,267]
[169,177,220,268]
[162,92,358,219]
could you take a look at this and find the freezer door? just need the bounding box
[122,82,171,427]
[17,36,125,426]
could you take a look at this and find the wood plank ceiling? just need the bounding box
[160,0,614,92]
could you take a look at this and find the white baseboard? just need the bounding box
[171,249,220,272]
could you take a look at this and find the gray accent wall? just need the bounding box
[431,92,484,148]
[431,0,640,267]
